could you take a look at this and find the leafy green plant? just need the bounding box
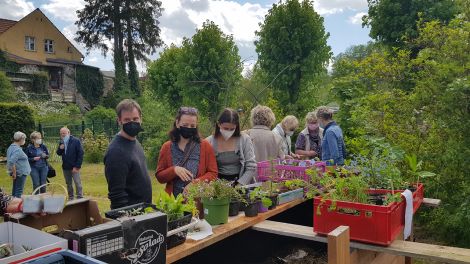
[249,187,272,208]
[282,179,306,191]
[405,154,436,186]
[155,192,194,221]
[82,129,109,163]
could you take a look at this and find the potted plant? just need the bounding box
[228,185,246,216]
[155,192,194,249]
[261,181,280,210]
[199,179,238,225]
[184,181,206,219]
[277,179,306,205]
[249,187,272,213]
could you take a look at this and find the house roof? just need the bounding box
[46,58,83,66]
[0,19,17,34]
[101,71,115,78]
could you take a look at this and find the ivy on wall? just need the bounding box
[0,50,20,73]
[76,65,104,107]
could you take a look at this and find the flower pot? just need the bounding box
[258,202,268,213]
[202,197,230,225]
[244,201,260,217]
[268,194,278,210]
[43,194,66,214]
[229,200,241,216]
[22,195,43,214]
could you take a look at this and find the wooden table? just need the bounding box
[166,199,304,264]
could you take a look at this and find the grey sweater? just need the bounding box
[206,133,257,185]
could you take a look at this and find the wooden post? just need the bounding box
[328,226,350,264]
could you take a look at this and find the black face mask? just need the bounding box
[179,127,197,139]
[122,121,143,137]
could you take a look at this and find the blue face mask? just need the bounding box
[64,135,70,143]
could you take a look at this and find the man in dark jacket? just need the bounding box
[104,99,152,209]
[57,127,84,200]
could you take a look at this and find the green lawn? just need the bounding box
[0,162,165,215]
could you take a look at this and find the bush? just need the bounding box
[85,106,116,121]
[0,71,16,102]
[82,128,109,163]
[31,72,48,94]
[76,65,104,107]
[0,103,35,154]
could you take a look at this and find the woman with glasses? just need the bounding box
[156,107,218,196]
[272,115,300,159]
[206,108,257,185]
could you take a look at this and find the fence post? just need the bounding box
[328,226,350,264]
[38,123,43,137]
[81,120,85,135]
[91,120,95,135]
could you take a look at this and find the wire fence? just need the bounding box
[38,119,119,163]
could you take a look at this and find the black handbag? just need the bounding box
[47,161,56,178]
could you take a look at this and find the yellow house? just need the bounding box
[0,8,90,104]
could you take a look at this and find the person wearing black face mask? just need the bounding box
[103,99,152,209]
[156,106,218,196]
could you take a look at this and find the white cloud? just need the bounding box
[349,12,367,25]
[41,0,85,22]
[314,0,367,15]
[0,0,35,20]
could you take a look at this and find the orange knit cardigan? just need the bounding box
[155,140,218,194]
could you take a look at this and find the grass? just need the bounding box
[0,162,165,215]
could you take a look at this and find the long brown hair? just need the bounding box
[169,106,201,142]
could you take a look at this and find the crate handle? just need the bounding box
[167,217,199,237]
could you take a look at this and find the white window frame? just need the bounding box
[24,36,35,51]
[44,39,54,53]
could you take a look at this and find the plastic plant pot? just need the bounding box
[244,201,260,217]
[202,197,230,225]
[258,202,268,213]
[22,195,43,214]
[268,195,278,210]
[229,200,241,216]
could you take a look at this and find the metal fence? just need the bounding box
[38,119,119,162]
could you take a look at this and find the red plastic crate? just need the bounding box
[367,183,424,214]
[257,159,326,182]
[313,194,405,246]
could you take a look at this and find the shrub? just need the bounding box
[85,106,116,121]
[0,103,35,154]
[31,72,48,94]
[82,128,109,163]
[0,71,16,102]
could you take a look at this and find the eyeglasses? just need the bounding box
[178,106,198,115]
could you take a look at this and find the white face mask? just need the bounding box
[220,129,235,141]
[35,139,42,145]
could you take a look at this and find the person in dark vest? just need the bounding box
[104,99,152,209]
[57,127,84,200]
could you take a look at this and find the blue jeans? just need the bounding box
[31,166,48,194]
[12,174,27,198]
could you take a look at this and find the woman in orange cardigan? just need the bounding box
[156,107,218,195]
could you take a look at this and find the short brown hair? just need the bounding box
[116,99,142,118]
[250,105,276,128]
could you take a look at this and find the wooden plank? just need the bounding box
[328,226,350,264]
[252,221,470,264]
[166,199,305,264]
[423,198,441,207]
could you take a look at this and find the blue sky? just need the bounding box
[0,0,371,73]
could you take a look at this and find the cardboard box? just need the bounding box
[63,212,167,264]
[0,222,68,264]
[5,198,108,235]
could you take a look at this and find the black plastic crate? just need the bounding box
[105,203,192,249]
[167,211,192,249]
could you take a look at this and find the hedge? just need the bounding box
[0,103,35,155]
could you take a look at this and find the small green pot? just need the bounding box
[202,197,230,225]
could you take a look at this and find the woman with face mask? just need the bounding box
[206,108,257,185]
[272,115,300,159]
[156,106,218,196]
[295,111,323,159]
[7,131,31,197]
[25,131,50,194]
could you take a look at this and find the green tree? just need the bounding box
[180,20,242,122]
[147,45,184,109]
[255,0,331,108]
[0,71,16,102]
[76,0,163,95]
[363,0,457,48]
